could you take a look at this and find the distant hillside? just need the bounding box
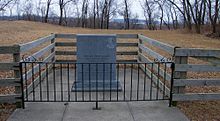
[0,20,219,49]
[111,19,147,25]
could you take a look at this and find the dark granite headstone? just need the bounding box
[72,34,122,91]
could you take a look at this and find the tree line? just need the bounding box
[0,0,219,34]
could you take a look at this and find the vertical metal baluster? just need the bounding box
[25,63,28,101]
[163,63,167,100]
[96,63,98,102]
[46,63,49,101]
[150,63,153,100]
[68,63,70,102]
[137,63,140,101]
[143,63,146,100]
[110,63,112,101]
[60,64,63,101]
[156,63,160,100]
[75,63,77,101]
[169,63,175,107]
[31,63,35,101]
[117,63,119,101]
[20,63,25,108]
[82,64,84,101]
[130,64,133,101]
[53,63,56,101]
[103,63,105,101]
[89,64,91,101]
[123,64,126,101]
[39,64,42,101]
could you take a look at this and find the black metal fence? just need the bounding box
[20,62,174,108]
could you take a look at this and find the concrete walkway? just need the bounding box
[8,101,189,121]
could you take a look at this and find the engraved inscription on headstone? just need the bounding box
[72,34,122,91]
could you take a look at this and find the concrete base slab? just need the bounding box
[7,102,189,121]
[128,101,189,121]
[63,102,133,121]
[7,103,66,121]
[72,80,122,92]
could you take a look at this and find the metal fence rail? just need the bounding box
[20,62,174,109]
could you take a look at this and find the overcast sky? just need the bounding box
[2,0,146,19]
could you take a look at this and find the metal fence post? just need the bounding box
[169,62,175,107]
[19,62,25,109]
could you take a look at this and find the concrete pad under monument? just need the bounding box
[72,34,122,91]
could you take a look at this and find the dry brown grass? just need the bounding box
[0,20,220,121]
[0,20,220,48]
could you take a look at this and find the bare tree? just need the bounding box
[76,1,81,27]
[141,0,156,30]
[45,0,52,23]
[123,0,130,29]
[71,0,80,27]
[99,0,116,29]
[100,0,108,29]
[130,13,139,29]
[164,4,171,30]
[154,0,165,30]
[93,0,96,28]
[171,5,179,29]
[81,0,89,27]
[167,0,192,30]
[59,0,72,25]
[36,0,45,21]
[0,0,14,11]
[96,0,100,28]
[15,0,21,19]
[186,0,206,33]
[7,0,17,17]
[23,0,33,21]
[63,5,69,25]
[207,0,219,33]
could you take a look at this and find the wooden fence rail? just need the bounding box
[138,34,175,55]
[55,42,138,47]
[55,34,138,39]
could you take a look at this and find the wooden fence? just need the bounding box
[137,34,175,97]
[172,48,220,101]
[137,34,220,102]
[0,34,56,107]
[0,33,220,108]
[55,34,138,63]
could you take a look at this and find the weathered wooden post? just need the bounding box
[13,45,22,108]
[172,47,188,105]
[51,33,55,62]
[138,34,143,62]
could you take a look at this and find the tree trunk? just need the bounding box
[124,0,129,30]
[59,7,63,25]
[93,0,96,29]
[44,0,51,23]
[96,0,100,28]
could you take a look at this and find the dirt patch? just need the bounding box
[178,101,220,121]
[0,104,16,121]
